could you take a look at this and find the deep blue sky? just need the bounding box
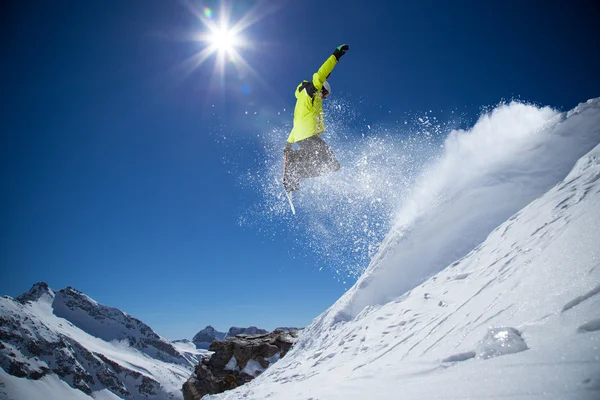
[1,0,598,339]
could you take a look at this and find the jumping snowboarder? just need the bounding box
[282,44,350,201]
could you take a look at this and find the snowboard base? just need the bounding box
[285,191,296,215]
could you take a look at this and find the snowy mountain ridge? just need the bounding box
[0,283,207,400]
[207,98,600,399]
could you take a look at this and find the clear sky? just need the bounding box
[1,0,598,340]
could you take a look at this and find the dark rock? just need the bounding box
[182,328,301,400]
[27,340,52,357]
[72,372,94,395]
[138,376,159,396]
[29,367,50,380]
[182,363,219,400]
[8,361,28,378]
[96,369,128,397]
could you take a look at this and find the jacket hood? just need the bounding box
[295,81,304,99]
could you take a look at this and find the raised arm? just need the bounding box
[311,44,350,90]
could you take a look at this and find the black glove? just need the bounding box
[333,44,350,61]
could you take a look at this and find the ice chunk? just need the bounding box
[476,327,528,360]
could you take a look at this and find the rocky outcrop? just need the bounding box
[182,328,301,400]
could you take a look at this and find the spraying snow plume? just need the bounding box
[234,97,453,282]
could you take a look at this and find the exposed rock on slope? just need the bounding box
[182,329,300,400]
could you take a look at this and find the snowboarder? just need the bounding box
[282,44,350,193]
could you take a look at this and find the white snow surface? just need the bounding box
[241,360,265,378]
[0,368,122,400]
[207,99,600,400]
[171,340,210,366]
[223,356,239,372]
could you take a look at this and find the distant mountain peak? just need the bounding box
[15,281,55,304]
[227,326,268,337]
[191,325,272,349]
[192,325,227,347]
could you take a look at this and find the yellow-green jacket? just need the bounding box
[286,55,338,143]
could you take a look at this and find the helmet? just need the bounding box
[322,80,331,96]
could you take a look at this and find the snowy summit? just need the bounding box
[0,283,206,400]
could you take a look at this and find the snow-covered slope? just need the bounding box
[207,98,600,399]
[0,283,200,400]
[171,340,208,365]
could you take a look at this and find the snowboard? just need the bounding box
[285,190,296,214]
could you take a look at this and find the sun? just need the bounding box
[179,0,282,91]
[208,26,240,54]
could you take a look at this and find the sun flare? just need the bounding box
[208,27,240,54]
[179,1,283,97]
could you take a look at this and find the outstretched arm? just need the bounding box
[311,44,350,90]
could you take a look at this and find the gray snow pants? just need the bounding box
[283,135,340,191]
